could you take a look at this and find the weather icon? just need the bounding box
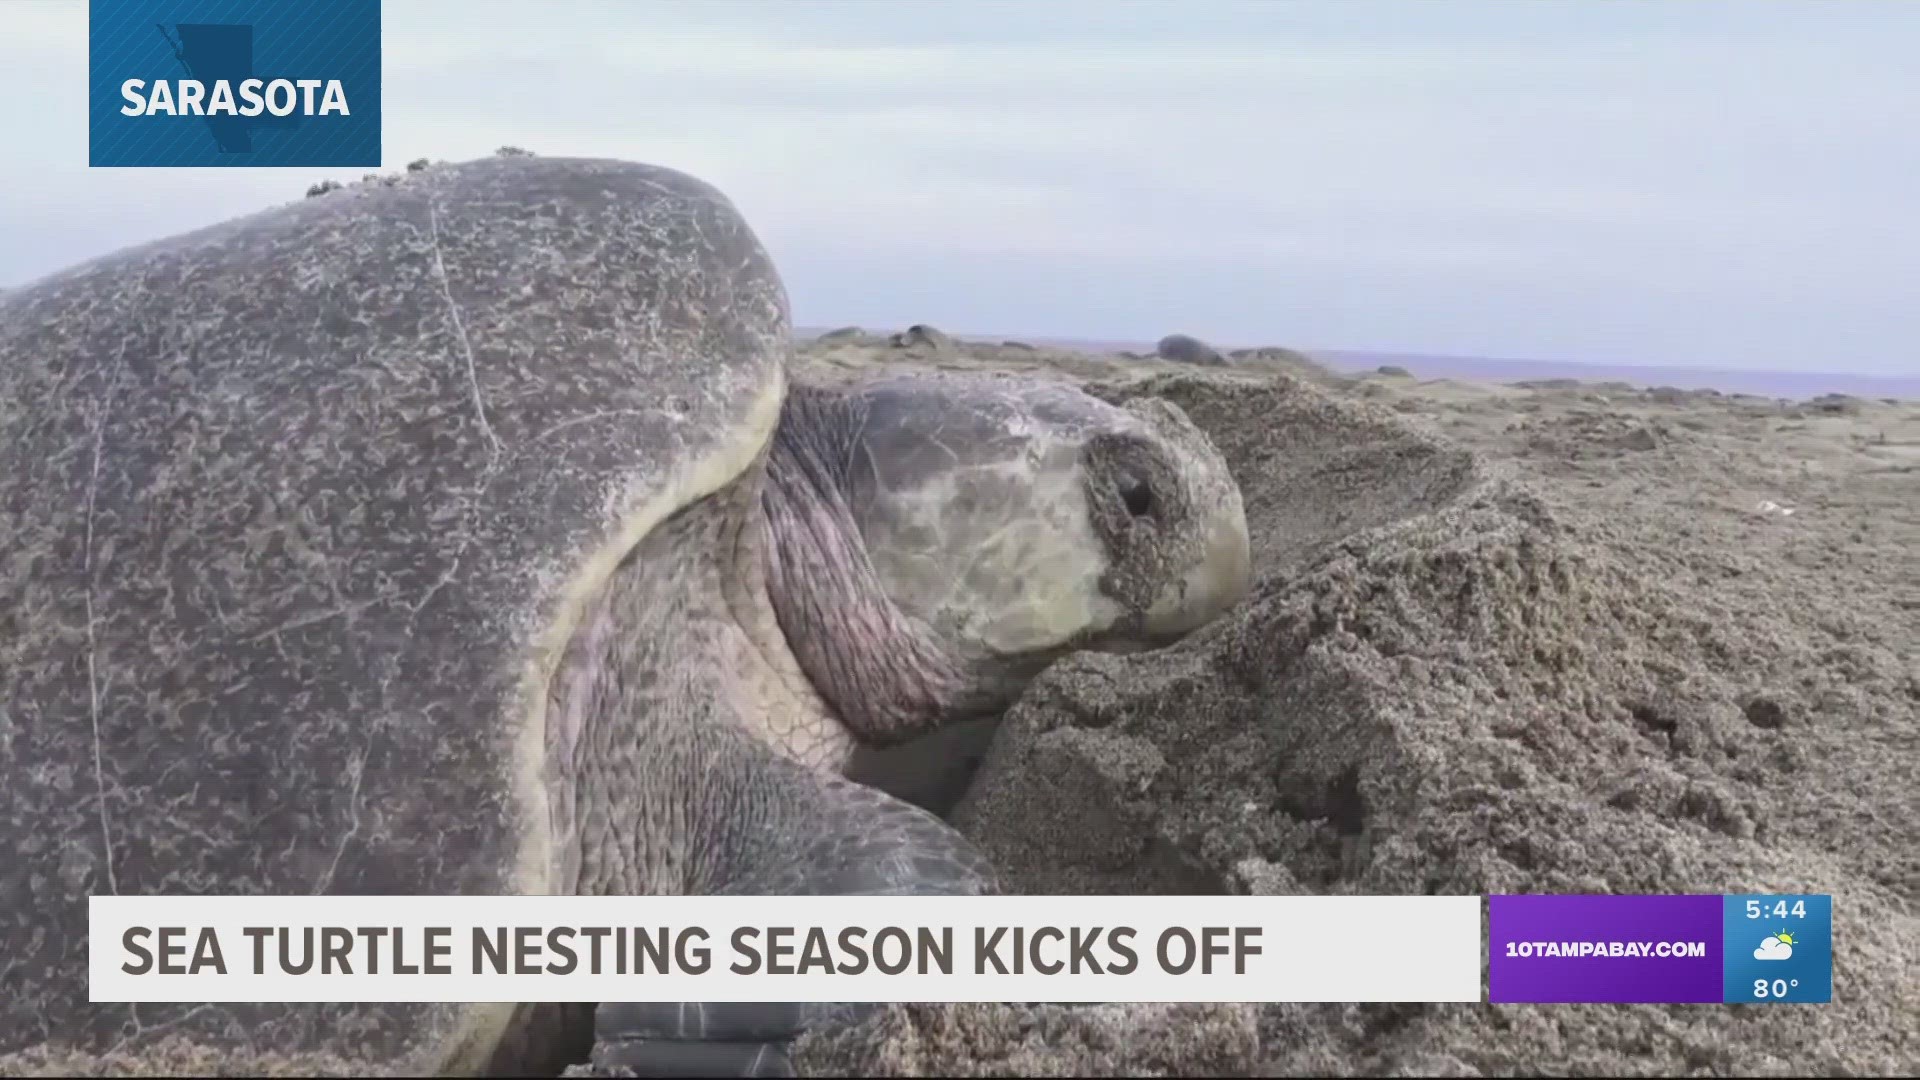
[1754,930,1796,961]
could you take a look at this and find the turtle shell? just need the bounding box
[0,155,790,1071]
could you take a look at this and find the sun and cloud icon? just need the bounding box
[1754,930,1797,961]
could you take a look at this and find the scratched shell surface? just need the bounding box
[0,156,789,1064]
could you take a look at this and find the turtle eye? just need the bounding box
[1119,473,1154,518]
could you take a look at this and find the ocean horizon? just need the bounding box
[797,327,1919,403]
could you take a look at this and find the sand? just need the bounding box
[791,331,1918,1076]
[5,330,1913,1077]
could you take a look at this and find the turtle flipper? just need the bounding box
[590,760,996,1078]
[588,1001,859,1077]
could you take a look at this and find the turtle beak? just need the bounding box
[1139,492,1253,645]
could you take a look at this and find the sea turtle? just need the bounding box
[1155,333,1227,367]
[886,323,953,352]
[0,155,1252,1077]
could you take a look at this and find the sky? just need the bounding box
[3,1,1918,376]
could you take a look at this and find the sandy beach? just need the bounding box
[786,329,1918,1076]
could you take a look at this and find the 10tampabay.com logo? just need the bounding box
[89,0,381,168]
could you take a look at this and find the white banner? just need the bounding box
[90,894,1484,1004]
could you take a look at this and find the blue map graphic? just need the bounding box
[154,22,300,153]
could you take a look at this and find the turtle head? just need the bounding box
[763,371,1250,744]
[836,374,1251,660]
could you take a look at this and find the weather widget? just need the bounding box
[1722,894,1832,1003]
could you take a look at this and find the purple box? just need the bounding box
[1488,895,1724,1003]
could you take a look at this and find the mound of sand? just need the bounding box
[795,351,1919,1076]
[796,1002,1259,1078]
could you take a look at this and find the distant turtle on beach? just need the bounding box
[0,156,1252,1076]
[1155,333,1227,366]
[887,323,954,351]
